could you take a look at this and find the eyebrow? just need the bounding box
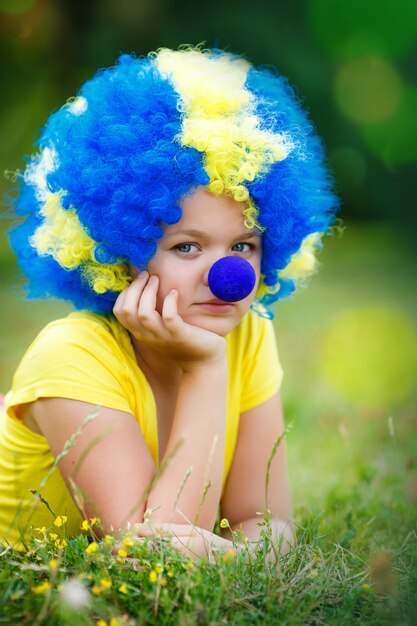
[166,228,261,240]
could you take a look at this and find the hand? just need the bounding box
[113,272,227,373]
[134,521,234,561]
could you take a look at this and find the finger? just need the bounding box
[169,536,207,561]
[162,290,184,334]
[134,521,172,537]
[134,521,189,537]
[114,271,149,320]
[122,271,150,315]
[113,274,139,315]
[161,289,177,321]
[137,275,164,333]
[113,287,127,317]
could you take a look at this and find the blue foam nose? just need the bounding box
[208,256,256,303]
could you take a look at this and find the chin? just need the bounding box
[184,312,243,337]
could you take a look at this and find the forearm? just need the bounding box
[115,523,235,563]
[165,527,234,561]
[221,517,295,558]
[146,361,228,530]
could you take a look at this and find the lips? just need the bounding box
[198,298,231,305]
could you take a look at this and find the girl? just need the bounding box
[0,47,338,559]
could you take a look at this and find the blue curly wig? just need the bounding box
[8,46,339,318]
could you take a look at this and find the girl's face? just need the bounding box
[137,187,262,336]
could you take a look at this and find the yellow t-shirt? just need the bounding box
[0,310,282,547]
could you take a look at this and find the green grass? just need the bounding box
[0,221,416,624]
[0,457,415,625]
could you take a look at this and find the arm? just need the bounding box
[113,271,229,532]
[145,360,228,531]
[30,398,157,534]
[219,392,295,557]
[26,271,228,542]
[29,370,226,539]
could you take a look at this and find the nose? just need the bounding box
[208,256,257,302]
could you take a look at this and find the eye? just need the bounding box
[173,243,198,254]
[232,242,255,253]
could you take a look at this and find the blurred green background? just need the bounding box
[0,0,416,513]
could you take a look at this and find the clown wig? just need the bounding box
[8,46,339,318]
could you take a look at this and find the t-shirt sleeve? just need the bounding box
[6,317,133,418]
[239,315,283,414]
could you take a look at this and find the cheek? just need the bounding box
[147,260,189,313]
[249,258,262,297]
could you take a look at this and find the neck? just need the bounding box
[130,334,183,389]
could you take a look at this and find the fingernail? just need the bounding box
[138,270,148,279]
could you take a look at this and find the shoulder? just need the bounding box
[11,310,136,389]
[35,310,119,340]
[226,309,277,356]
[8,313,136,420]
[23,311,132,360]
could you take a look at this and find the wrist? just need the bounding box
[180,352,227,375]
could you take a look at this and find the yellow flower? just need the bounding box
[122,537,134,548]
[167,569,174,577]
[96,620,107,626]
[54,515,67,527]
[49,532,58,540]
[81,520,89,531]
[91,584,101,595]
[35,526,46,533]
[362,583,371,591]
[48,559,58,570]
[90,517,98,525]
[186,561,194,570]
[85,542,98,554]
[110,619,120,626]
[219,518,230,529]
[32,581,50,595]
[118,583,128,594]
[155,563,163,574]
[118,549,127,558]
[105,535,114,545]
[100,578,112,591]
[149,570,157,583]
[55,539,68,550]
[160,576,167,587]
[222,549,236,563]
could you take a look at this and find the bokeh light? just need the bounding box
[334,56,403,125]
[17,22,32,39]
[319,306,417,407]
[308,0,417,60]
[0,0,38,15]
[361,86,417,165]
